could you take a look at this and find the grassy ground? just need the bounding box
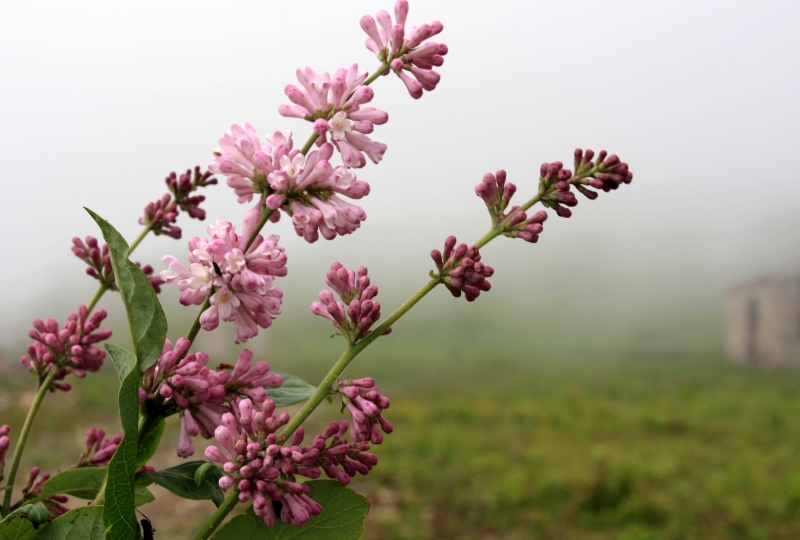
[2,355,800,539]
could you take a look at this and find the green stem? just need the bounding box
[300,134,320,155]
[85,283,109,314]
[193,488,240,540]
[244,208,275,252]
[279,278,440,441]
[1,369,59,516]
[127,224,153,254]
[363,63,391,87]
[185,297,211,344]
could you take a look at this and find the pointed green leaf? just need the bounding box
[270,372,316,408]
[133,488,155,507]
[0,515,38,540]
[40,468,107,500]
[37,507,104,540]
[194,462,218,488]
[142,461,224,507]
[86,208,167,371]
[102,345,140,540]
[135,417,164,470]
[211,481,369,540]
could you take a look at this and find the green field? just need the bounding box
[3,354,800,539]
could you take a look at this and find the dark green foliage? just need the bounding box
[212,481,368,539]
[39,468,107,500]
[141,461,224,507]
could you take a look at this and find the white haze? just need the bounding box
[1,0,798,360]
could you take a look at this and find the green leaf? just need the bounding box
[37,507,104,540]
[0,515,38,539]
[86,208,167,371]
[40,468,107,500]
[133,488,154,507]
[270,372,316,408]
[211,481,369,540]
[135,417,164,470]
[142,461,224,507]
[194,462,218,487]
[102,345,140,540]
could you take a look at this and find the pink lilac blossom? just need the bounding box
[77,428,122,467]
[23,467,69,517]
[475,170,549,243]
[209,125,370,243]
[310,263,391,343]
[431,236,494,301]
[539,161,578,218]
[139,166,216,238]
[160,211,287,343]
[278,65,389,168]
[72,237,164,293]
[0,425,9,473]
[206,399,379,527]
[140,344,282,457]
[20,307,112,390]
[360,1,448,99]
[571,149,634,197]
[338,378,393,444]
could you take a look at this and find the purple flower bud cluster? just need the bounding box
[571,149,633,198]
[361,1,448,99]
[21,306,112,390]
[539,161,579,218]
[77,428,122,467]
[339,378,393,444]
[206,399,380,527]
[475,170,550,243]
[23,466,69,517]
[279,65,389,169]
[431,236,494,301]
[0,425,10,476]
[310,263,390,343]
[71,236,164,293]
[161,210,288,344]
[141,343,282,458]
[139,166,216,238]
[538,149,633,218]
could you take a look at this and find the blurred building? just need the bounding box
[725,269,800,367]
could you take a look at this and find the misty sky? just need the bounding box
[1,0,799,355]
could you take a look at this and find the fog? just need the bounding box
[1,0,799,361]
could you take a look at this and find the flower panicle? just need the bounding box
[71,236,164,292]
[21,306,112,390]
[207,397,382,527]
[310,263,391,343]
[139,166,217,238]
[475,169,550,243]
[431,236,494,302]
[361,0,448,99]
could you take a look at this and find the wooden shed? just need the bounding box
[725,268,800,367]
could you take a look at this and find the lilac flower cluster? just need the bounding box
[339,378,393,444]
[210,126,370,243]
[361,1,448,98]
[311,263,390,343]
[206,399,381,527]
[161,210,287,343]
[139,166,216,238]
[0,425,9,478]
[572,149,633,196]
[77,428,122,468]
[431,236,494,301]
[20,306,112,390]
[141,345,282,457]
[71,236,164,293]
[475,169,550,243]
[539,149,633,218]
[23,467,69,517]
[279,65,389,168]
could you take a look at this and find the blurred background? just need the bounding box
[2,0,800,538]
